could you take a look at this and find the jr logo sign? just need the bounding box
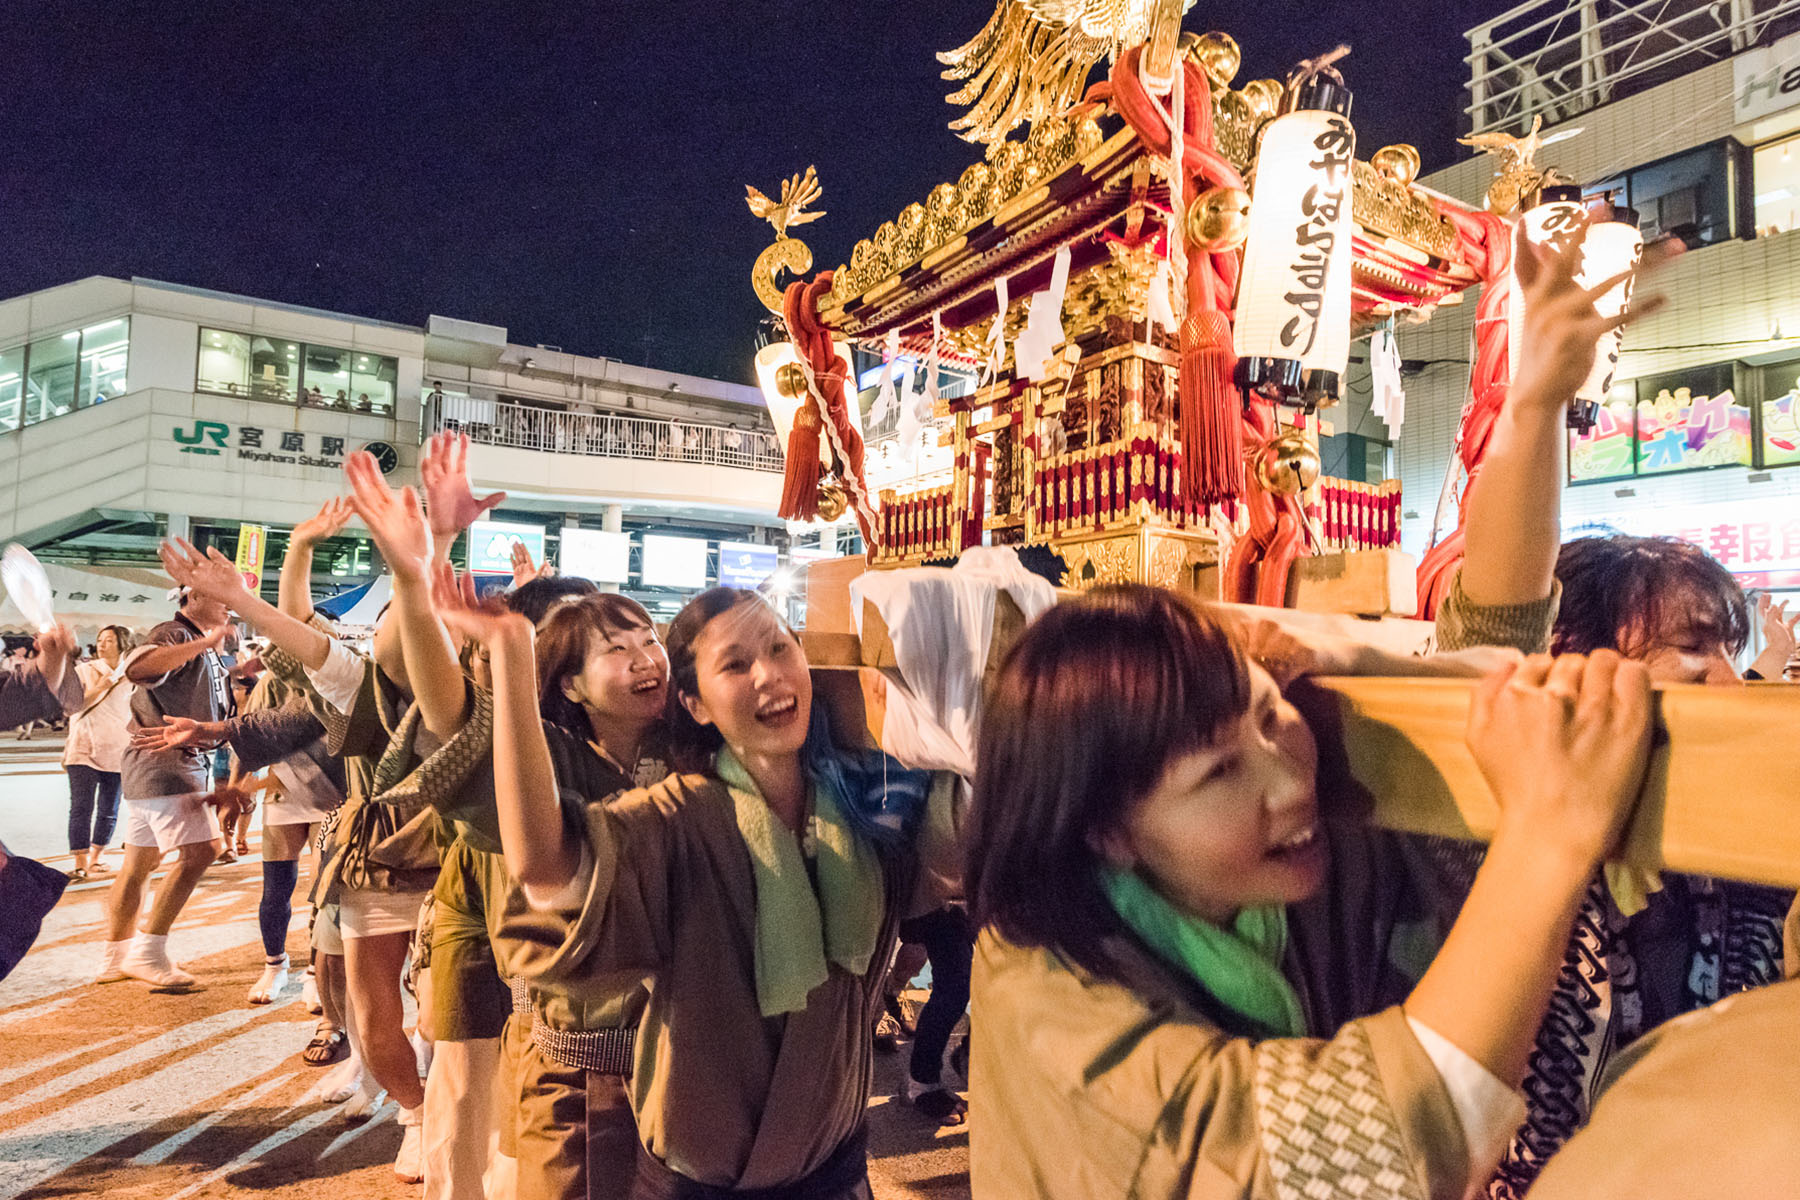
[173,420,231,455]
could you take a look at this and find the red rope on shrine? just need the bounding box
[1415,206,1514,619]
[782,272,877,546]
[1103,49,1309,605]
[1104,49,1245,509]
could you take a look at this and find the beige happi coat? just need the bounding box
[493,766,958,1190]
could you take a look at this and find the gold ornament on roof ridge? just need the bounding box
[829,113,1106,306]
[1459,114,1547,215]
[937,0,1197,147]
[746,166,827,314]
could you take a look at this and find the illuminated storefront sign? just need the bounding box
[468,520,545,574]
[1569,497,1800,574]
[1568,363,1763,482]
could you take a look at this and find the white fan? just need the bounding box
[1,544,55,633]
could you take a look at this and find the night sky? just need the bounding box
[4,1,1517,385]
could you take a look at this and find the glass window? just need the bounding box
[250,337,301,403]
[197,327,251,395]
[301,345,352,409]
[0,346,21,434]
[76,318,129,408]
[1750,358,1800,468]
[350,351,398,414]
[24,332,78,426]
[1753,133,1800,237]
[1634,363,1747,475]
[1623,141,1739,248]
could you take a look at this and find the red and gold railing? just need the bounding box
[1316,477,1401,552]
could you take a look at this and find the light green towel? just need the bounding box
[716,746,884,1016]
[1100,865,1307,1038]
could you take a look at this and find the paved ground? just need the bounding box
[0,736,971,1199]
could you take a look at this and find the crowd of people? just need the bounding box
[0,217,1795,1199]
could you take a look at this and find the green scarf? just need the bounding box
[1099,866,1306,1038]
[716,746,884,1017]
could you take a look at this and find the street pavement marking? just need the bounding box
[130,1069,300,1166]
[0,1021,309,1199]
[315,1101,395,1160]
[0,995,74,1030]
[160,1102,347,1200]
[0,1033,133,1090]
[0,997,298,1119]
[0,915,265,1008]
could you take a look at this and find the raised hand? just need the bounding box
[131,715,223,753]
[344,450,433,580]
[1511,217,1671,413]
[428,560,530,650]
[1749,593,1799,680]
[290,496,355,547]
[161,537,255,610]
[419,431,506,541]
[32,623,78,694]
[509,539,541,588]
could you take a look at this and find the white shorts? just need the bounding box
[340,888,426,940]
[121,794,221,853]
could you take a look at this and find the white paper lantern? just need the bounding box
[1507,185,1586,365]
[1571,206,1643,429]
[1235,93,1357,404]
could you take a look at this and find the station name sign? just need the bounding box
[171,420,395,474]
[1735,29,1800,125]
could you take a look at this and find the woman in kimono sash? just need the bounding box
[427,581,953,1200]
[373,576,673,1200]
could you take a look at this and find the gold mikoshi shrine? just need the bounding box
[748,25,1482,612]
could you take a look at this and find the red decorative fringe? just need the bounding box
[1181,308,1243,506]
[777,401,823,522]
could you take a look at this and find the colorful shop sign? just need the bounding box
[1758,380,1800,467]
[1635,386,1751,475]
[1569,397,1636,483]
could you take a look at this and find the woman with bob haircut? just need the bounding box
[963,584,1656,1198]
[424,581,956,1199]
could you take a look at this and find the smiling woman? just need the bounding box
[964,584,1660,1200]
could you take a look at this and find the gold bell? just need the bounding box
[815,481,847,522]
[1250,429,1321,496]
[1372,144,1422,187]
[1238,79,1283,123]
[1188,31,1241,88]
[1185,186,1252,253]
[775,362,809,399]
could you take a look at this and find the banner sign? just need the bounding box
[234,523,267,591]
[1569,496,1800,575]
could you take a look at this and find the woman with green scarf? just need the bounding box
[964,585,1656,1200]
[430,580,955,1199]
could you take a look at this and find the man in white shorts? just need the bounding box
[97,588,233,987]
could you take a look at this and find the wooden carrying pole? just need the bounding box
[1295,676,1800,890]
[812,658,1800,890]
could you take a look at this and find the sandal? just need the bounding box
[908,1086,968,1127]
[216,850,238,865]
[302,1026,349,1067]
[66,868,88,882]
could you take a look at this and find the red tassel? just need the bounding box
[777,401,823,522]
[1181,309,1244,507]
